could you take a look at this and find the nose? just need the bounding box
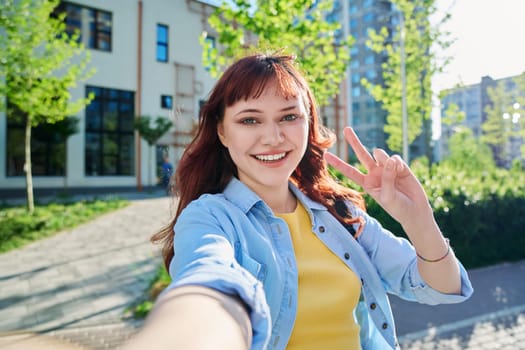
[261,122,284,146]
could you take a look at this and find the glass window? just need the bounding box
[352,86,361,97]
[365,54,375,65]
[365,69,377,80]
[203,35,216,71]
[85,86,135,176]
[6,107,70,177]
[352,73,360,84]
[157,24,169,62]
[363,12,374,23]
[57,2,112,52]
[161,95,173,109]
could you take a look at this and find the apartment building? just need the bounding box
[0,0,217,191]
[439,74,524,166]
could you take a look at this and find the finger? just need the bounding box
[372,148,389,167]
[344,127,375,171]
[391,154,410,176]
[324,152,365,188]
[380,158,397,205]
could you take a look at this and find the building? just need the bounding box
[329,0,431,162]
[439,74,524,166]
[0,0,217,192]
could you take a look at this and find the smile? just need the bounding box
[254,152,287,162]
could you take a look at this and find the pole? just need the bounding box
[400,10,409,163]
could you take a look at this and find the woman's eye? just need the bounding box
[241,118,257,125]
[282,114,297,122]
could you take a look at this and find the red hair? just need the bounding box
[152,54,364,269]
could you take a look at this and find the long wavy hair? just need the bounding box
[152,54,365,269]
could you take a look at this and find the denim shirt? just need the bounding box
[166,178,473,350]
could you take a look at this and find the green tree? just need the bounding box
[0,0,94,213]
[444,127,494,172]
[362,0,452,158]
[201,0,352,107]
[134,115,173,186]
[512,72,525,157]
[482,80,515,167]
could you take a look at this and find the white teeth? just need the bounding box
[255,153,286,161]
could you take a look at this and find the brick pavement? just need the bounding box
[1,191,525,349]
[0,193,172,349]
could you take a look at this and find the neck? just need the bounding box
[262,186,297,214]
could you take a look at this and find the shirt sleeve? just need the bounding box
[354,207,473,305]
[162,198,271,350]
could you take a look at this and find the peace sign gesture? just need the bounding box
[325,127,434,231]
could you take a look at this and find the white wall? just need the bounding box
[0,0,217,190]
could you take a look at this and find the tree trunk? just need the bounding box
[24,116,35,213]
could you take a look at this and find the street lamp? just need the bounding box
[399,11,408,163]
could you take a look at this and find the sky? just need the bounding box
[433,0,525,92]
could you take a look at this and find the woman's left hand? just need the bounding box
[325,127,432,229]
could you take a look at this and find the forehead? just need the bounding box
[226,80,306,112]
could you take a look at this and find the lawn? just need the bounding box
[0,197,129,253]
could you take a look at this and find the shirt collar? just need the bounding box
[223,177,327,214]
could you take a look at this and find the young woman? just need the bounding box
[124,54,473,350]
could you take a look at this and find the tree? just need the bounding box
[512,72,525,157]
[0,0,94,213]
[362,0,453,158]
[134,115,173,187]
[482,80,515,167]
[444,127,494,173]
[201,0,352,107]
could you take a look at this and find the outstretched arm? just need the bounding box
[325,127,461,294]
[123,286,252,350]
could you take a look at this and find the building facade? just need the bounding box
[0,0,217,191]
[439,74,524,166]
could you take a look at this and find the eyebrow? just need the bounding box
[234,105,299,117]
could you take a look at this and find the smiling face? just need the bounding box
[217,80,309,197]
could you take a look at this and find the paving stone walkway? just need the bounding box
[1,192,524,349]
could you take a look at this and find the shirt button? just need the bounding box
[382,322,388,329]
[344,252,350,260]
[319,226,325,233]
[370,303,377,310]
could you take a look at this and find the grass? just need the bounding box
[0,197,129,253]
[128,265,171,318]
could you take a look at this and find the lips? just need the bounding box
[254,152,287,162]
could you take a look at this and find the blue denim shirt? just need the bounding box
[166,177,473,350]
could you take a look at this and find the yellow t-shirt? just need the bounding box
[276,203,362,350]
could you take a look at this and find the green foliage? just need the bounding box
[133,115,173,146]
[201,0,352,106]
[482,80,515,166]
[441,102,465,126]
[362,0,452,154]
[443,127,495,172]
[0,0,94,123]
[129,265,171,319]
[0,0,95,212]
[0,198,128,253]
[334,160,525,269]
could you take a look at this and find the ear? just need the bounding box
[217,122,227,147]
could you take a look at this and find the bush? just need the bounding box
[363,163,525,269]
